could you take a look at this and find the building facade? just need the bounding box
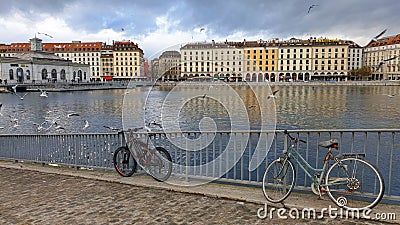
[158,50,181,81]
[112,41,144,81]
[0,38,90,84]
[364,34,400,80]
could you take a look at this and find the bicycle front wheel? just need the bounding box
[325,157,384,210]
[262,158,296,203]
[148,147,173,182]
[113,146,137,177]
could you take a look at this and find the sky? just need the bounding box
[0,0,399,59]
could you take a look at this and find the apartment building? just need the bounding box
[180,40,243,81]
[364,33,400,80]
[112,41,144,80]
[158,50,181,81]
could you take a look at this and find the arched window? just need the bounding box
[60,69,66,80]
[51,69,57,80]
[9,69,14,80]
[26,70,31,80]
[83,72,87,80]
[78,70,82,80]
[73,71,76,81]
[16,68,23,82]
[42,69,48,80]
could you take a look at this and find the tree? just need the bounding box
[349,67,372,80]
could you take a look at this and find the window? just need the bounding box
[41,69,48,80]
[9,69,14,80]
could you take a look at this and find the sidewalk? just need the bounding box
[0,160,398,225]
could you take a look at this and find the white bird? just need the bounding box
[386,94,396,98]
[39,89,48,98]
[54,122,65,130]
[18,93,28,100]
[0,103,2,116]
[200,28,205,32]
[83,120,89,130]
[11,84,18,93]
[67,113,80,117]
[103,125,120,132]
[268,90,279,99]
[372,29,387,42]
[376,56,398,71]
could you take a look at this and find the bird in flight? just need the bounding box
[103,125,120,132]
[372,29,387,42]
[268,90,279,99]
[200,28,205,32]
[38,32,53,38]
[39,89,48,98]
[376,56,398,71]
[308,4,318,13]
[67,112,80,117]
[83,120,89,130]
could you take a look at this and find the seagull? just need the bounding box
[18,93,28,100]
[11,84,18,93]
[39,89,48,98]
[67,113,80,117]
[200,28,205,32]
[83,120,89,130]
[376,56,398,71]
[372,29,387,42]
[54,122,65,130]
[268,90,279,99]
[385,94,396,98]
[307,4,318,13]
[38,32,53,38]
[0,103,2,116]
[148,120,162,128]
[33,121,47,132]
[103,125,120,132]
[248,105,257,109]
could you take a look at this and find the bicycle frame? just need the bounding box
[284,143,333,187]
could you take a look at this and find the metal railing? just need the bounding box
[0,129,399,201]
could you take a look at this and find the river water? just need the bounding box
[1,84,399,134]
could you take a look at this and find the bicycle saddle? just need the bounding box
[318,139,339,149]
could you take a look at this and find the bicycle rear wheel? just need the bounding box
[262,158,296,203]
[113,146,137,177]
[325,157,384,210]
[148,147,172,182]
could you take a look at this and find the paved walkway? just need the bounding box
[0,161,398,225]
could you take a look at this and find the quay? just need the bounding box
[0,160,398,225]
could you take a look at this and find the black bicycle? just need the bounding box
[113,122,172,182]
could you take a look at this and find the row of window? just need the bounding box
[7,68,87,81]
[183,51,242,55]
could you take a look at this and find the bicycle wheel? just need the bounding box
[262,158,296,203]
[147,147,172,182]
[325,157,384,210]
[113,146,137,177]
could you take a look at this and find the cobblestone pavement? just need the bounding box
[0,167,396,225]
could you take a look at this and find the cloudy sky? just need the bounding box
[0,0,399,58]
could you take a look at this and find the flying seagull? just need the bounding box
[372,29,387,42]
[67,113,80,117]
[268,90,279,99]
[17,93,28,100]
[308,4,318,13]
[39,89,48,98]
[200,28,205,32]
[103,125,120,132]
[376,56,398,71]
[38,32,53,38]
[83,120,89,130]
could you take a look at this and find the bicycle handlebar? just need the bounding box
[283,130,307,143]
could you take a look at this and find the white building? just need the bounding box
[0,38,90,84]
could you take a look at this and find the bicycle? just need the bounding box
[113,122,172,182]
[262,130,384,210]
